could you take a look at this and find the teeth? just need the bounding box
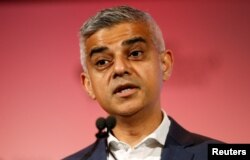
[120,88,131,93]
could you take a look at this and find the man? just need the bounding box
[64,6,219,160]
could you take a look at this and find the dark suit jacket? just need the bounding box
[63,116,220,160]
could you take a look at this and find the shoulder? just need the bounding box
[185,132,222,160]
[167,116,222,144]
[166,116,223,160]
[62,139,107,160]
[62,143,94,160]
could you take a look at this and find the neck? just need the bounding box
[112,106,163,147]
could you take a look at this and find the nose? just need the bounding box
[112,56,130,79]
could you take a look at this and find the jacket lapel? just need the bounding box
[161,116,195,160]
[89,139,107,160]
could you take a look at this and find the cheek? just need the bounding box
[90,73,111,100]
[143,63,163,90]
[141,59,162,78]
[92,78,106,94]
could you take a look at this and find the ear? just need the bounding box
[160,50,174,80]
[81,72,96,100]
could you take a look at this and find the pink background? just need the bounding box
[0,1,250,159]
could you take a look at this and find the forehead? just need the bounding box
[85,22,152,53]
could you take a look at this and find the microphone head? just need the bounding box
[106,115,116,130]
[96,117,106,131]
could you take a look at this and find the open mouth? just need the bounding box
[113,84,139,95]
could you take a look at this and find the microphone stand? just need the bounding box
[105,130,118,160]
[105,116,118,160]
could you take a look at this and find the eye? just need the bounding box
[129,50,143,59]
[95,59,110,67]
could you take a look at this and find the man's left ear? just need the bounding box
[160,50,174,80]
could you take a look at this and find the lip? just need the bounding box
[113,83,139,97]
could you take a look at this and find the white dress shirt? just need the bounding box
[107,111,171,160]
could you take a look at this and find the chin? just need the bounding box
[102,100,145,116]
[115,105,144,117]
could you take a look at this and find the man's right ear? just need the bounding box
[80,72,96,100]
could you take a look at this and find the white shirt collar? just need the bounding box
[108,110,171,149]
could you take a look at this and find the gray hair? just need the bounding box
[79,6,166,71]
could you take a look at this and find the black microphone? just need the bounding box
[81,116,117,160]
[106,115,116,132]
[95,117,108,138]
[96,117,106,130]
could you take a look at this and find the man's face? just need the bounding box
[82,22,172,117]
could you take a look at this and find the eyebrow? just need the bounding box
[89,46,108,58]
[89,37,147,58]
[121,36,147,46]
